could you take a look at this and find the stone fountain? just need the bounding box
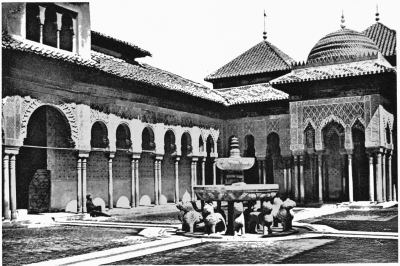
[193,137,279,235]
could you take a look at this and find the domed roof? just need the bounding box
[307,28,379,62]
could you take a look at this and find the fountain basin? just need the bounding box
[193,184,279,201]
[215,158,255,171]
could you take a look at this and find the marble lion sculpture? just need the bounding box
[176,201,203,233]
[203,203,226,235]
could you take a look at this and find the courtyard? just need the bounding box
[2,205,398,265]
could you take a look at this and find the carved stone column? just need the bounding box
[201,158,205,185]
[175,157,180,203]
[10,154,17,220]
[299,155,305,204]
[387,151,393,201]
[287,158,292,196]
[135,159,140,206]
[382,152,386,202]
[368,154,375,202]
[56,12,62,48]
[108,153,115,209]
[131,156,141,208]
[82,157,87,212]
[262,160,267,184]
[77,158,82,213]
[257,159,263,184]
[158,158,163,205]
[3,154,10,220]
[293,156,299,201]
[213,159,217,185]
[191,157,198,200]
[39,6,46,44]
[376,152,383,203]
[348,154,354,203]
[154,159,159,205]
[71,18,77,53]
[318,154,323,204]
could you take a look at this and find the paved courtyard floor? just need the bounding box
[2,204,398,265]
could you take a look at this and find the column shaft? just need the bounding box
[369,155,375,202]
[3,155,10,220]
[318,155,323,204]
[154,160,159,205]
[108,157,113,209]
[201,160,205,185]
[77,158,82,213]
[388,153,392,201]
[258,160,262,184]
[175,159,179,203]
[262,160,267,184]
[293,156,299,201]
[158,160,162,205]
[131,159,135,208]
[283,168,287,193]
[287,160,292,195]
[376,153,383,203]
[213,160,217,185]
[135,160,140,207]
[382,153,386,202]
[82,158,87,212]
[299,155,305,203]
[348,154,354,203]
[10,155,17,220]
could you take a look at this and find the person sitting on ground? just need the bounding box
[86,194,111,217]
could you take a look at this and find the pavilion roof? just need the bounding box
[362,22,396,57]
[204,41,295,81]
[270,54,395,85]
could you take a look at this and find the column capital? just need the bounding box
[175,156,181,162]
[191,156,199,162]
[77,150,90,158]
[155,155,163,161]
[130,152,141,159]
[256,157,266,161]
[107,152,115,159]
[366,147,385,155]
[3,146,20,155]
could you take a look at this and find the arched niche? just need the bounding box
[91,121,109,149]
[199,136,204,153]
[26,3,40,42]
[116,123,131,150]
[142,127,155,150]
[266,132,281,184]
[164,130,176,155]
[244,134,258,184]
[352,120,368,201]
[179,132,192,199]
[60,13,73,51]
[43,6,57,48]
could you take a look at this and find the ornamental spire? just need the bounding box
[375,4,380,22]
[263,10,267,41]
[340,10,346,29]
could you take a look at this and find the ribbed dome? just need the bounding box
[307,28,379,62]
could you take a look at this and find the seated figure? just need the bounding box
[86,194,111,217]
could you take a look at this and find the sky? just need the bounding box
[90,0,399,88]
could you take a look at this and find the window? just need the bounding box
[25,3,77,52]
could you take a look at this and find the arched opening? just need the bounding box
[116,124,131,150]
[216,138,223,184]
[17,105,75,212]
[352,120,368,201]
[227,135,235,157]
[243,134,258,184]
[205,135,214,185]
[179,132,192,199]
[162,130,176,202]
[90,122,109,149]
[113,124,132,205]
[60,13,73,52]
[43,6,57,48]
[304,123,317,201]
[385,123,391,145]
[139,127,156,204]
[266,132,281,184]
[26,3,40,42]
[322,120,345,201]
[87,121,109,206]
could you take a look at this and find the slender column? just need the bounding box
[318,154,323,204]
[287,159,292,195]
[341,154,347,200]
[131,158,136,208]
[38,6,46,44]
[77,158,82,213]
[348,154,354,203]
[56,12,62,49]
[387,151,392,201]
[299,155,305,203]
[376,152,383,203]
[201,158,205,185]
[135,159,140,207]
[82,158,87,212]
[283,167,287,192]
[262,160,267,184]
[71,18,77,53]
[175,157,180,203]
[212,160,217,185]
[108,153,114,209]
[10,155,17,220]
[258,160,263,184]
[3,154,10,220]
[368,154,375,202]
[293,156,299,201]
[154,159,159,205]
[158,159,162,205]
[382,152,386,202]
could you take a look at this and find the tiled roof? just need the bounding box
[307,28,379,63]
[3,33,288,106]
[204,41,295,81]
[271,54,395,85]
[362,23,396,57]
[91,31,151,58]
[215,83,288,106]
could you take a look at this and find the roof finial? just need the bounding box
[263,10,267,41]
[375,4,380,22]
[341,10,346,29]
